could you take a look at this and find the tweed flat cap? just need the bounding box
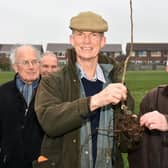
[69,11,108,32]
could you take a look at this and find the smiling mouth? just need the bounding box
[81,47,92,51]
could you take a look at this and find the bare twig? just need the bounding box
[121,0,134,112]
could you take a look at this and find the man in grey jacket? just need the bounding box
[35,11,137,168]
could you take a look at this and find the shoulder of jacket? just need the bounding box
[0,80,14,88]
[158,84,168,88]
[145,85,167,99]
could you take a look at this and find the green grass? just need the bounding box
[1,70,168,167]
[0,71,15,84]
[126,70,168,113]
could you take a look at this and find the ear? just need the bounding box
[100,36,106,48]
[69,34,74,47]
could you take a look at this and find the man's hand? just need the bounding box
[90,83,127,111]
[140,110,168,131]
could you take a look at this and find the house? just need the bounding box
[46,43,71,65]
[126,43,168,64]
[100,44,122,57]
[46,43,123,65]
[0,43,44,57]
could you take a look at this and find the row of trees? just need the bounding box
[0,55,10,71]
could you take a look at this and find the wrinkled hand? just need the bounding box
[90,83,127,111]
[140,110,168,131]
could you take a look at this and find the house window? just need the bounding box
[57,51,66,57]
[138,51,147,57]
[153,60,160,64]
[130,51,135,57]
[114,52,121,57]
[101,52,108,56]
[135,60,143,64]
[163,51,168,57]
[151,51,161,57]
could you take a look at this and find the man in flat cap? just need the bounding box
[35,11,137,168]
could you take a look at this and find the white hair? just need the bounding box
[10,44,40,64]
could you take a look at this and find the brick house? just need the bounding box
[126,43,168,64]
[46,43,71,65]
[46,43,122,65]
[0,43,44,57]
[100,44,122,57]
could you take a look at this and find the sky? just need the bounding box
[0,0,168,52]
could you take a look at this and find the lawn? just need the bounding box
[0,71,15,84]
[126,70,168,113]
[0,70,168,168]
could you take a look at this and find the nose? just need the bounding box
[48,68,53,73]
[28,62,34,68]
[83,34,91,43]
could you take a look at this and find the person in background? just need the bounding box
[128,85,168,168]
[40,51,59,77]
[33,51,60,168]
[35,11,137,168]
[0,45,44,168]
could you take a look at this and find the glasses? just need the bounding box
[15,59,39,66]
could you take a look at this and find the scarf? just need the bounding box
[16,75,39,107]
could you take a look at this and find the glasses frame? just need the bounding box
[15,59,39,67]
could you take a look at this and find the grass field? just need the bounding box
[126,70,168,113]
[0,71,15,84]
[0,70,168,167]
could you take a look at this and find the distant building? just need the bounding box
[126,43,168,64]
[0,43,44,57]
[100,44,122,58]
[46,43,71,65]
[46,43,123,65]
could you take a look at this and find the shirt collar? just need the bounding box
[76,63,106,83]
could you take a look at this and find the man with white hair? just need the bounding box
[0,45,44,168]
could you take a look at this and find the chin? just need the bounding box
[26,77,38,83]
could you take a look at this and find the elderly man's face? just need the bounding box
[70,31,106,61]
[40,55,59,77]
[13,46,40,84]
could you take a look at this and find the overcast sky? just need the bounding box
[0,0,168,52]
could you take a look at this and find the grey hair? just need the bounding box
[41,51,57,59]
[71,30,104,36]
[10,44,41,64]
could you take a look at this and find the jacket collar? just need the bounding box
[66,48,120,83]
[162,85,168,97]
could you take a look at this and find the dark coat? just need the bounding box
[0,76,44,168]
[34,48,136,168]
[128,85,168,168]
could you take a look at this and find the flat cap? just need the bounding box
[69,11,108,32]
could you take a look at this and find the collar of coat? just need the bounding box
[65,47,123,83]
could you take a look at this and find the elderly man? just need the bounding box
[35,11,136,168]
[0,45,44,168]
[40,51,59,77]
[33,51,60,168]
